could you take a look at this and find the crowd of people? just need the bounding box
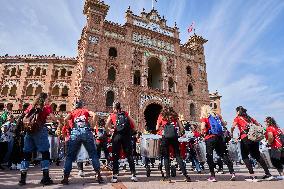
[0,92,284,186]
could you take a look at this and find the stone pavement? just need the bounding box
[0,162,283,189]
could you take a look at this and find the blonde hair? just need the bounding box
[200,105,213,119]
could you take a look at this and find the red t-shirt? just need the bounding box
[233,116,258,140]
[265,125,283,149]
[200,117,216,140]
[156,114,178,136]
[24,104,52,122]
[193,131,201,138]
[110,111,134,129]
[69,108,90,128]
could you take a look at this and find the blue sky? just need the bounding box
[1,0,284,128]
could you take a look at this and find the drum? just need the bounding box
[227,141,239,162]
[259,140,273,168]
[48,135,59,160]
[193,140,206,162]
[140,134,162,158]
[77,144,89,162]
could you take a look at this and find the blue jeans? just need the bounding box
[21,127,50,171]
[63,127,100,175]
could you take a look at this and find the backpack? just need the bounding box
[74,115,88,128]
[115,112,130,134]
[208,114,223,135]
[23,108,43,134]
[97,127,107,140]
[163,121,178,139]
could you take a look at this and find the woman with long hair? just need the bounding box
[156,106,191,182]
[231,106,273,181]
[200,105,235,182]
[265,117,284,179]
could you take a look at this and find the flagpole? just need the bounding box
[152,0,154,9]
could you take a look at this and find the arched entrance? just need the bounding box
[147,57,162,90]
[144,103,163,131]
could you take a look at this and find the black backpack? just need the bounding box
[163,121,178,139]
[115,112,130,134]
[24,107,44,134]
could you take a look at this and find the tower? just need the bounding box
[74,0,109,111]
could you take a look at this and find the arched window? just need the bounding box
[186,66,192,75]
[35,85,43,96]
[214,103,218,109]
[9,85,17,96]
[51,103,57,112]
[61,86,69,97]
[106,91,114,107]
[11,67,17,76]
[107,67,116,82]
[0,103,5,111]
[1,85,9,96]
[35,67,41,76]
[168,77,174,92]
[18,69,22,76]
[42,69,47,76]
[26,85,34,96]
[67,71,72,76]
[190,103,195,116]
[59,104,66,111]
[109,47,117,58]
[54,70,59,78]
[61,68,66,77]
[133,70,141,85]
[5,69,10,76]
[7,103,13,111]
[52,85,60,96]
[188,84,193,94]
[28,69,34,76]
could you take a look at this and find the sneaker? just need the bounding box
[111,175,118,183]
[78,170,85,177]
[207,176,217,182]
[245,176,259,182]
[230,173,236,181]
[262,174,275,181]
[276,175,284,180]
[131,175,138,182]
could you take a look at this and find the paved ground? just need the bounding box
[0,162,283,189]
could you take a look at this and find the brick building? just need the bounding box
[0,0,211,131]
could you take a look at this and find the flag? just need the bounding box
[188,21,195,33]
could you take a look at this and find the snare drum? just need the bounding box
[140,134,162,158]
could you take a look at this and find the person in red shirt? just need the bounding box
[19,93,57,186]
[265,117,284,178]
[156,106,191,182]
[231,106,273,181]
[105,102,138,183]
[200,105,235,182]
[60,99,103,185]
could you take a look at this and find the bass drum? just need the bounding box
[77,144,89,162]
[140,134,162,158]
[193,140,206,163]
[259,140,273,168]
[227,141,239,162]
